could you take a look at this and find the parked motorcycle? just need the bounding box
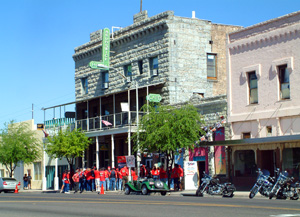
[269,169,299,200]
[249,168,274,199]
[196,173,235,197]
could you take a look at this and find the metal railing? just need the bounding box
[75,111,146,132]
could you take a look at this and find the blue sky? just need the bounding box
[0,0,299,128]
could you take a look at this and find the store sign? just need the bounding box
[37,124,44,130]
[184,161,198,190]
[89,28,110,69]
[146,94,162,102]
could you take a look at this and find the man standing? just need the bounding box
[110,168,117,191]
[99,168,106,194]
[72,168,80,194]
[105,167,111,191]
[94,168,100,193]
[27,173,32,190]
[120,166,129,191]
[172,164,180,191]
[23,174,28,190]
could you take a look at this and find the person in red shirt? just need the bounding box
[120,166,129,191]
[98,168,106,194]
[172,164,180,191]
[159,165,168,184]
[131,168,138,181]
[72,168,80,194]
[105,167,111,191]
[85,168,92,191]
[117,168,123,191]
[151,166,159,181]
[62,170,70,194]
[179,165,184,191]
[94,168,100,192]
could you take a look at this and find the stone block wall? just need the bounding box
[211,24,242,96]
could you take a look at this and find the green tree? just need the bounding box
[0,120,41,177]
[132,103,204,183]
[45,127,91,170]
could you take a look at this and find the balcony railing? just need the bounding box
[45,118,75,129]
[76,111,146,131]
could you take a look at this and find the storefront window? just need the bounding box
[283,148,300,180]
[234,150,256,176]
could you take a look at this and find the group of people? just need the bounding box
[140,164,184,191]
[60,166,132,194]
[60,163,184,193]
[23,173,32,190]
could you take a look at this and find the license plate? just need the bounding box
[149,182,154,185]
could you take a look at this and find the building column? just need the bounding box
[96,136,99,169]
[111,134,115,168]
[54,158,59,190]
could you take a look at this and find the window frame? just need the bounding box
[207,53,217,79]
[248,71,258,104]
[33,162,42,181]
[149,56,158,77]
[124,64,132,81]
[278,64,290,100]
[81,77,88,95]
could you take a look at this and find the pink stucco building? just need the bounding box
[227,11,300,187]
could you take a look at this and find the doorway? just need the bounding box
[260,150,275,176]
[197,161,206,186]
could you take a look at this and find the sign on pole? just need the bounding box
[146,94,162,102]
[89,28,110,69]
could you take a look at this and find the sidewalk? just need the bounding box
[17,189,250,197]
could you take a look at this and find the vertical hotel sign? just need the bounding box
[89,28,110,69]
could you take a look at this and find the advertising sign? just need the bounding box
[146,94,162,102]
[89,28,110,69]
[126,155,135,168]
[117,156,126,168]
[184,161,198,190]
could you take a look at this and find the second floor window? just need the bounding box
[207,54,217,79]
[278,64,290,99]
[124,64,132,82]
[102,71,109,89]
[81,77,88,95]
[248,71,258,104]
[150,56,158,76]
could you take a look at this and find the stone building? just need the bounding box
[227,11,300,188]
[68,11,240,172]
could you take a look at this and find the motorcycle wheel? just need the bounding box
[223,192,234,198]
[249,186,259,199]
[196,188,203,197]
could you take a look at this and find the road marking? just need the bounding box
[0,199,300,211]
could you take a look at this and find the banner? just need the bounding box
[117,156,126,168]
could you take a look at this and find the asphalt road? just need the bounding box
[0,192,300,217]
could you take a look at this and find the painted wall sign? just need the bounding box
[146,94,162,102]
[89,28,110,69]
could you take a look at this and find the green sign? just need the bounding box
[89,61,109,69]
[146,94,162,102]
[89,28,110,69]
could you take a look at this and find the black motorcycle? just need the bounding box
[249,169,274,199]
[196,173,235,197]
[269,170,299,200]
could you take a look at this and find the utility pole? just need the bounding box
[32,104,34,120]
[140,0,142,12]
